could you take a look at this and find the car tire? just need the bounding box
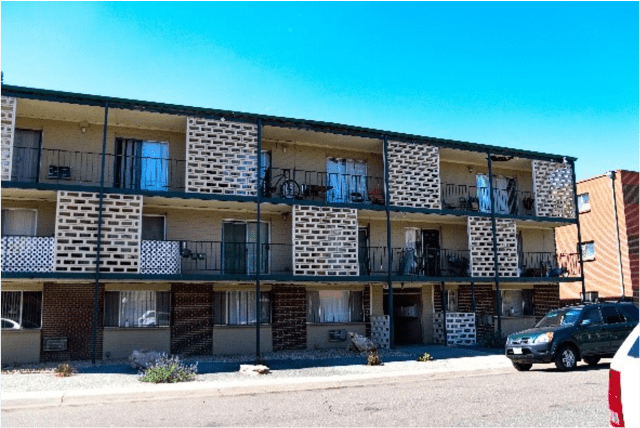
[555,345,578,371]
[584,356,600,366]
[512,362,532,371]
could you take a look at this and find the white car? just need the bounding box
[1,318,21,329]
[609,323,639,427]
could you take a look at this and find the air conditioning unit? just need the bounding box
[581,291,599,303]
[43,337,67,352]
[329,329,347,342]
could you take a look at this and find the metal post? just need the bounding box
[255,119,262,363]
[92,102,109,364]
[383,136,394,348]
[608,171,626,300]
[441,282,448,346]
[471,281,476,313]
[570,160,586,299]
[487,153,502,337]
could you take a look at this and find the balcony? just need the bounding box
[261,167,385,205]
[1,236,55,273]
[518,252,581,277]
[7,146,187,193]
[359,247,471,278]
[441,182,535,216]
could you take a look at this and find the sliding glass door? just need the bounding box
[223,222,269,274]
[114,139,168,191]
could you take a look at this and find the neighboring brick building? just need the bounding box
[1,85,583,364]
[555,170,639,304]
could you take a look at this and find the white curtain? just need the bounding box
[120,291,156,327]
[227,291,257,325]
[318,290,350,323]
[1,210,36,236]
[494,176,509,214]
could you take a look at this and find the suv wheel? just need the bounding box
[555,345,578,371]
[584,356,600,366]
[512,362,532,371]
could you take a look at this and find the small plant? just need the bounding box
[367,350,382,366]
[481,331,507,349]
[54,363,75,377]
[138,354,198,383]
[417,352,434,362]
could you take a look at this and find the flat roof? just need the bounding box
[2,84,577,163]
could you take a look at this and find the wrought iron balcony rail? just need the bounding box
[518,251,581,277]
[358,247,472,277]
[441,182,535,216]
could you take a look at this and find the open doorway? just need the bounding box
[383,289,423,345]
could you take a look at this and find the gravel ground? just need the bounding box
[1,345,507,396]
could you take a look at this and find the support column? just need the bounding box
[570,160,586,299]
[487,153,502,337]
[255,119,263,362]
[383,136,394,348]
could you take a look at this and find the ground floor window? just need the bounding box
[1,291,42,329]
[501,289,534,317]
[213,291,271,325]
[104,290,170,328]
[307,290,364,323]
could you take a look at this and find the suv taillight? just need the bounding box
[609,369,625,427]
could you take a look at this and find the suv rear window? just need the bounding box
[618,304,639,322]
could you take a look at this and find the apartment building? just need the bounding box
[556,170,639,304]
[1,85,582,365]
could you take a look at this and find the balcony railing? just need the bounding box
[7,146,187,192]
[359,247,471,277]
[260,167,385,205]
[518,252,580,277]
[1,236,55,273]
[441,182,535,216]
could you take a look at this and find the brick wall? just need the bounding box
[171,284,213,356]
[533,283,560,320]
[41,283,103,362]
[621,171,639,301]
[272,284,306,350]
[468,217,518,277]
[387,141,441,209]
[364,285,371,338]
[434,283,494,345]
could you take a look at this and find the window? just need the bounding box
[326,158,367,203]
[578,193,591,213]
[142,215,165,241]
[307,290,364,323]
[213,291,271,325]
[601,305,625,324]
[114,139,169,191]
[501,289,534,317]
[104,290,170,328]
[1,209,37,237]
[581,307,603,325]
[222,222,269,274]
[581,242,596,261]
[445,289,458,312]
[1,291,42,329]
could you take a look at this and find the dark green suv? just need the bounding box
[505,302,639,371]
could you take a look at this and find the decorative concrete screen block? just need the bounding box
[1,236,55,272]
[532,160,576,219]
[293,205,359,276]
[1,96,17,181]
[186,117,258,196]
[387,141,441,209]
[140,240,181,274]
[371,315,390,349]
[54,191,142,273]
[434,312,476,345]
[468,217,518,277]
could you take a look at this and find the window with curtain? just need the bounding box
[1,209,37,237]
[114,139,169,191]
[326,158,367,203]
[1,291,42,329]
[577,193,591,213]
[212,291,271,325]
[580,242,596,261]
[104,290,170,328]
[501,289,534,317]
[307,290,364,323]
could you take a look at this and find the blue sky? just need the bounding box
[1,2,637,180]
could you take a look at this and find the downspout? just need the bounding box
[487,153,502,338]
[608,171,625,300]
[255,119,262,363]
[91,102,109,364]
[570,161,586,299]
[383,136,394,348]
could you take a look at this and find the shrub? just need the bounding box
[481,331,507,349]
[54,363,75,377]
[417,352,434,362]
[138,354,198,383]
[367,350,382,366]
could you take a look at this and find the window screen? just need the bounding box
[142,216,165,241]
[1,209,37,236]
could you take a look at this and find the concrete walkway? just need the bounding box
[1,345,512,410]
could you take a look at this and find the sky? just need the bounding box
[1,2,638,180]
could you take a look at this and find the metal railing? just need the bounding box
[358,247,471,277]
[518,252,580,277]
[441,182,535,215]
[260,167,385,205]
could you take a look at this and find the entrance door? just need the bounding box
[358,227,370,275]
[421,230,440,276]
[115,139,168,190]
[12,129,41,182]
[223,222,268,274]
[383,290,423,345]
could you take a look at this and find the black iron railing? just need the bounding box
[441,182,535,215]
[518,252,579,277]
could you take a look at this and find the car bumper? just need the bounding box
[505,342,554,364]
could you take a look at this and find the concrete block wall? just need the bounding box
[186,117,258,196]
[293,205,358,276]
[434,312,476,345]
[1,96,16,181]
[371,315,390,349]
[532,160,576,219]
[171,283,213,356]
[468,217,518,277]
[41,283,104,362]
[54,191,143,273]
[387,141,441,209]
[271,284,307,351]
